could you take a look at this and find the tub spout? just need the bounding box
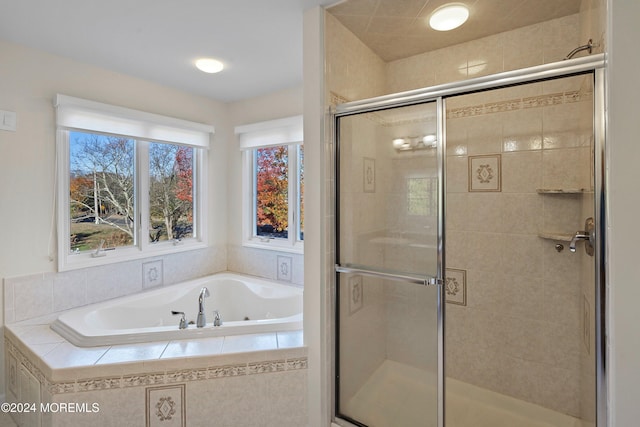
[197,287,210,328]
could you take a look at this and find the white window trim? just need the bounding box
[54,95,213,271]
[236,116,304,254]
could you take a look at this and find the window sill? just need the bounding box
[59,240,208,272]
[242,240,303,255]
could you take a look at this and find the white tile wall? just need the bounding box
[3,245,226,324]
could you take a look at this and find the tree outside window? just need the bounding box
[69,132,197,253]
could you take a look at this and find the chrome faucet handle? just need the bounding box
[213,310,222,327]
[171,311,187,329]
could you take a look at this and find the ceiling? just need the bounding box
[327,0,582,61]
[0,0,581,103]
[0,0,337,103]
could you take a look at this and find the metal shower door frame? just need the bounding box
[331,53,607,427]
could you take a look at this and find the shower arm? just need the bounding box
[564,39,595,60]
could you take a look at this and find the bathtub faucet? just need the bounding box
[197,287,210,328]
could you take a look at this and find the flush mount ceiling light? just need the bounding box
[429,3,469,31]
[195,58,224,74]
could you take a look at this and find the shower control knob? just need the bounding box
[568,218,595,256]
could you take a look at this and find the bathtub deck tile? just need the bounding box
[161,336,224,359]
[41,342,109,370]
[221,332,278,354]
[29,342,62,359]
[19,324,66,345]
[96,341,169,365]
[276,330,303,349]
[5,314,308,392]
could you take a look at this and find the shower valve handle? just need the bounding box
[569,217,595,256]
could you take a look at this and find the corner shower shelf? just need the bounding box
[536,188,592,194]
[538,232,574,242]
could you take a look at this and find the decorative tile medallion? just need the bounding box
[277,255,293,282]
[8,353,18,397]
[142,260,163,288]
[146,384,185,427]
[445,268,467,306]
[348,275,364,315]
[363,157,376,193]
[469,154,501,192]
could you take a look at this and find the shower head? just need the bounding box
[564,39,596,60]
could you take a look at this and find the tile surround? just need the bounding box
[3,245,227,325]
[443,75,593,418]
[5,320,307,426]
[328,12,594,417]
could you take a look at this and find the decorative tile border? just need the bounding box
[5,337,308,396]
[445,268,467,306]
[447,90,593,119]
[331,89,593,126]
[123,373,166,388]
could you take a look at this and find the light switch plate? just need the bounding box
[0,110,17,132]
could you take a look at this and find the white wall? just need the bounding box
[607,0,640,425]
[0,38,230,394]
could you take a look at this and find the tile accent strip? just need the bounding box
[5,338,308,396]
[330,89,593,124]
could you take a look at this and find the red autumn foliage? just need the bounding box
[256,146,288,232]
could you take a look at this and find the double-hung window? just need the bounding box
[55,95,213,271]
[236,116,304,253]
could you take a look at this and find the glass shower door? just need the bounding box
[335,101,443,427]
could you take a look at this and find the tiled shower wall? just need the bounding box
[444,76,594,418]
[326,1,603,420]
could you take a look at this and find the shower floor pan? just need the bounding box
[342,360,585,427]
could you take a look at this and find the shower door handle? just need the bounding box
[569,217,595,256]
[335,264,442,286]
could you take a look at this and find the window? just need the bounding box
[407,177,437,216]
[236,116,304,253]
[56,94,213,271]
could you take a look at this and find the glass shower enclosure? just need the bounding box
[334,101,444,427]
[332,55,606,427]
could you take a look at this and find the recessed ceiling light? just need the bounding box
[429,3,469,31]
[195,58,224,74]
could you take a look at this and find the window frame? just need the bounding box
[55,95,212,272]
[236,116,304,254]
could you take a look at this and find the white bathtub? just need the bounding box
[51,272,303,347]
